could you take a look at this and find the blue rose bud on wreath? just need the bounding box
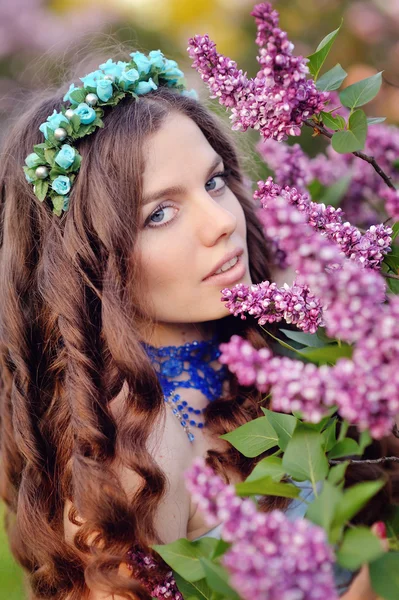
[99,59,127,79]
[136,78,158,95]
[96,79,114,102]
[63,83,81,105]
[119,68,140,91]
[55,145,76,169]
[39,110,69,140]
[148,50,166,70]
[129,51,152,75]
[79,69,104,88]
[74,103,96,125]
[51,175,71,195]
[25,152,43,168]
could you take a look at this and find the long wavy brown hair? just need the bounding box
[0,57,398,600]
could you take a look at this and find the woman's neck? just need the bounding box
[143,322,216,348]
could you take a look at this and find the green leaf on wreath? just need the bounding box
[283,423,329,488]
[70,113,81,132]
[44,148,57,166]
[316,63,347,91]
[33,179,49,202]
[337,527,385,570]
[69,153,82,172]
[33,143,47,160]
[69,88,86,104]
[332,109,368,154]
[220,416,278,457]
[307,21,342,81]
[370,553,399,600]
[339,71,383,109]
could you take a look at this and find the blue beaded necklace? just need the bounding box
[141,335,228,443]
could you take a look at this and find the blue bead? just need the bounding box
[182,401,187,406]
[198,423,204,428]
[177,404,183,410]
[172,407,178,414]
[182,413,188,419]
[188,432,195,442]
[181,420,187,426]
[194,409,201,414]
[188,407,194,412]
[189,420,196,425]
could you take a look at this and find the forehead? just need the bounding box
[142,112,217,185]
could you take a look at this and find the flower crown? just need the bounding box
[23,50,198,217]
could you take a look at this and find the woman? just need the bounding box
[0,48,395,600]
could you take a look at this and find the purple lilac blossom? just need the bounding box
[255,182,387,343]
[221,280,324,333]
[256,139,313,191]
[187,3,328,141]
[185,457,338,600]
[257,177,392,270]
[379,186,399,221]
[126,546,183,600]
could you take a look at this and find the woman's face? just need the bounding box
[135,112,252,328]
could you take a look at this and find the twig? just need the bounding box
[381,271,399,281]
[304,119,396,191]
[329,456,399,465]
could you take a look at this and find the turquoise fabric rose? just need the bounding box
[99,59,127,79]
[136,78,157,95]
[182,88,199,100]
[96,79,113,102]
[119,68,140,90]
[25,152,43,168]
[39,110,69,140]
[129,51,151,75]
[74,103,96,125]
[62,196,70,212]
[55,145,75,169]
[148,50,166,70]
[51,176,71,195]
[63,83,81,105]
[24,171,34,183]
[162,59,184,81]
[80,69,104,88]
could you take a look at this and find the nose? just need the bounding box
[194,190,237,246]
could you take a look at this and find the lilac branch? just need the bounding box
[329,456,399,465]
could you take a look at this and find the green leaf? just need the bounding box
[305,480,342,535]
[339,72,383,109]
[220,417,278,458]
[33,143,47,160]
[236,475,300,498]
[152,537,219,582]
[245,455,286,483]
[173,573,214,600]
[370,553,399,600]
[279,328,328,348]
[383,252,399,273]
[387,275,399,294]
[320,111,346,130]
[209,539,230,561]
[283,424,329,488]
[337,527,385,570]
[307,22,342,81]
[51,195,65,213]
[319,173,352,207]
[199,559,240,600]
[367,116,386,125]
[69,88,86,104]
[358,430,372,453]
[69,152,82,172]
[327,461,349,485]
[391,222,399,242]
[298,343,353,365]
[322,420,337,452]
[49,166,67,179]
[332,480,385,528]
[316,63,347,91]
[331,109,368,154]
[33,179,49,202]
[260,408,297,451]
[337,419,349,442]
[44,148,57,166]
[328,438,361,459]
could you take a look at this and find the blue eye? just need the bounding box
[205,170,230,193]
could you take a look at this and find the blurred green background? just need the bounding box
[1,0,399,596]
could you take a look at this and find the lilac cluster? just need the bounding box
[187,3,328,141]
[379,186,399,221]
[257,139,313,191]
[256,183,387,343]
[126,546,183,600]
[221,280,324,333]
[257,177,392,270]
[185,457,338,600]
[219,335,331,422]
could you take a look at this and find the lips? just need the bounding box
[203,247,244,280]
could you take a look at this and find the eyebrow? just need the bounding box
[142,154,224,205]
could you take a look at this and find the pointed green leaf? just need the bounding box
[33,179,49,202]
[332,480,385,528]
[305,480,342,535]
[336,527,385,570]
[391,222,399,242]
[322,420,337,452]
[236,475,300,498]
[220,416,278,458]
[316,63,347,91]
[173,573,214,600]
[299,343,353,365]
[246,455,286,483]
[279,329,328,348]
[32,143,47,160]
[332,109,368,154]
[261,408,297,451]
[283,424,329,487]
[320,111,346,130]
[328,438,361,459]
[339,72,383,109]
[49,166,67,179]
[44,148,57,166]
[327,461,349,485]
[152,537,219,582]
[367,116,386,125]
[307,22,342,80]
[370,553,399,600]
[69,88,86,104]
[69,152,82,172]
[358,430,372,453]
[199,558,240,600]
